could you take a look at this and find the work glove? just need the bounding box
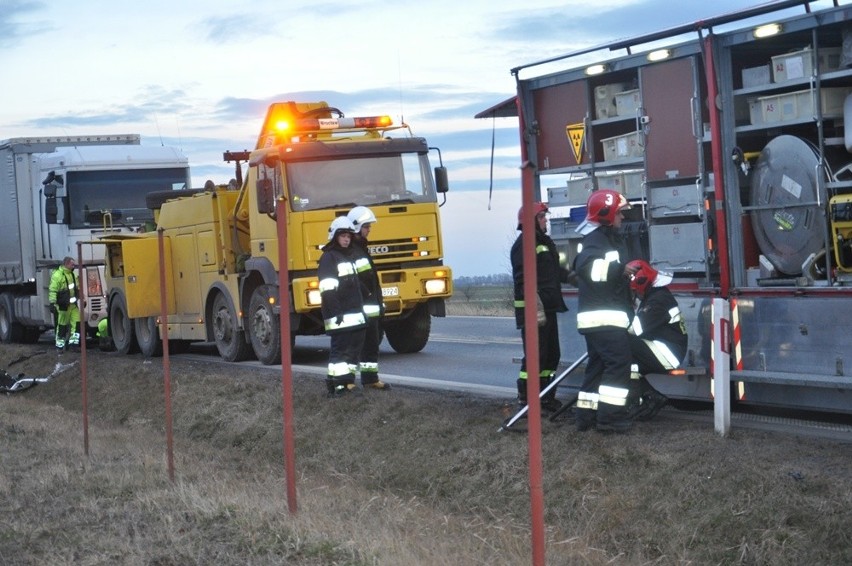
[48,304,57,315]
[335,315,344,326]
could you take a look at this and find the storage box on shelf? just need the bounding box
[771,46,842,82]
[614,89,641,117]
[647,183,703,219]
[550,176,594,207]
[741,64,771,88]
[601,131,644,161]
[754,87,852,124]
[594,82,632,120]
[649,223,707,273]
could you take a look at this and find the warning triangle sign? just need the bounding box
[565,122,585,165]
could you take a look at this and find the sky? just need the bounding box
[2,0,845,276]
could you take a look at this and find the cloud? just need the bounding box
[0,0,50,48]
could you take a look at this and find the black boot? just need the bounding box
[540,375,563,413]
[516,378,527,407]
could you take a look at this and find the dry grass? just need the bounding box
[1,343,851,565]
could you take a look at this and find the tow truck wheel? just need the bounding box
[109,292,139,355]
[135,316,163,358]
[248,285,282,365]
[384,303,431,353]
[212,292,252,362]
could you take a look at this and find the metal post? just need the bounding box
[158,229,175,482]
[712,298,731,436]
[276,199,298,515]
[77,243,89,457]
[515,86,546,566]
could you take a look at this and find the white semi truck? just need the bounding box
[0,135,190,343]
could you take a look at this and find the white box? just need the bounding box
[771,46,842,82]
[549,176,593,207]
[617,170,644,199]
[595,83,631,120]
[748,97,763,125]
[741,64,771,88]
[601,131,644,161]
[615,89,641,117]
[758,87,852,123]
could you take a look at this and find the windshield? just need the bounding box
[67,168,189,229]
[287,153,437,211]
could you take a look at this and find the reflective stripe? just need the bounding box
[577,391,599,410]
[318,277,339,292]
[630,317,644,336]
[630,363,641,380]
[668,307,683,323]
[324,312,366,331]
[590,250,621,282]
[337,261,356,277]
[360,362,378,373]
[535,245,549,254]
[353,257,371,273]
[644,339,681,369]
[328,362,350,377]
[518,371,528,380]
[577,310,630,330]
[513,300,525,308]
[599,384,629,407]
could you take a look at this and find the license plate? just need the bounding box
[381,286,399,297]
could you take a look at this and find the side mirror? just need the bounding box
[434,166,449,193]
[256,178,275,214]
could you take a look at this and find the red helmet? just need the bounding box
[585,189,630,226]
[626,259,672,297]
[516,202,548,230]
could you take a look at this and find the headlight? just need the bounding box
[424,278,447,295]
[306,289,322,306]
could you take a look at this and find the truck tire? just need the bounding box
[248,285,282,365]
[109,292,139,355]
[0,293,23,344]
[384,303,430,353]
[135,316,163,358]
[212,292,252,362]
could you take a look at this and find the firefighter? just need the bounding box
[626,259,688,420]
[319,216,368,396]
[510,202,569,412]
[347,205,390,390]
[573,190,637,432]
[48,256,81,350]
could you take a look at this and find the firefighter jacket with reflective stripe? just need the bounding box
[350,236,383,318]
[628,286,688,362]
[573,227,632,334]
[318,245,367,334]
[510,228,568,329]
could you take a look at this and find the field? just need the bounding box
[1,338,851,565]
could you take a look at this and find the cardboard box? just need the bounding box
[741,64,771,88]
[594,83,632,120]
[601,131,644,161]
[615,89,641,117]
[771,46,842,82]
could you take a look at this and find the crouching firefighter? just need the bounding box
[48,256,81,350]
[319,216,368,397]
[510,202,570,412]
[625,260,688,420]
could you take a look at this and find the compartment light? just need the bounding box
[584,64,607,76]
[647,49,671,62]
[754,23,781,38]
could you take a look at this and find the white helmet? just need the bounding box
[347,205,377,229]
[327,216,356,240]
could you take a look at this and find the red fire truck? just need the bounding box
[480,1,852,414]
